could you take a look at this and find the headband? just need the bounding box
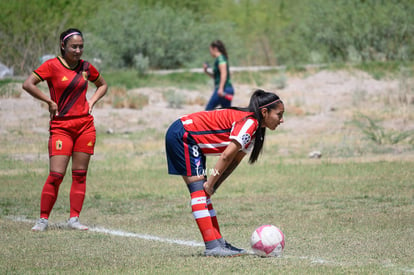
[62,32,81,42]
[259,99,282,109]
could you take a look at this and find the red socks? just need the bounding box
[188,181,222,243]
[39,170,87,219]
[206,196,221,237]
[70,170,87,218]
[40,172,64,219]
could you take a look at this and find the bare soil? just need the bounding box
[1,69,413,160]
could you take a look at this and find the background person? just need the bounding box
[22,28,108,231]
[203,40,234,110]
[165,89,285,256]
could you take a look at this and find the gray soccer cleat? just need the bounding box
[204,246,243,257]
[224,241,247,255]
[31,218,48,232]
[67,217,88,230]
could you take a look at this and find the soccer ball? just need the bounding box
[250,224,285,257]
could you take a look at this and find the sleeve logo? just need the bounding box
[241,133,251,145]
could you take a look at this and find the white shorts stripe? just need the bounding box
[209,209,216,217]
[192,210,210,219]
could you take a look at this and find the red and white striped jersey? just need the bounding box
[180,109,258,155]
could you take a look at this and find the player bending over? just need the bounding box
[165,89,285,257]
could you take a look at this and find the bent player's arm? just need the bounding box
[204,140,242,195]
[88,76,108,113]
[22,74,53,105]
[22,73,58,117]
[213,150,246,193]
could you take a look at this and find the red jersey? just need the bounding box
[33,57,100,118]
[180,109,258,155]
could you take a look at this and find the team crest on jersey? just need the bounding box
[56,139,63,150]
[61,76,68,81]
[82,71,88,80]
[241,133,251,145]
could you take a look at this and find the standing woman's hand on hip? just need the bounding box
[48,101,58,118]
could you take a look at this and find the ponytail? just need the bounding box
[228,89,282,163]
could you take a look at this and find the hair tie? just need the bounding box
[259,99,282,109]
[62,32,81,42]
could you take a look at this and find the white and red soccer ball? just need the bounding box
[250,224,285,257]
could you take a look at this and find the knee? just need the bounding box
[47,171,64,186]
[187,180,206,193]
[72,170,87,184]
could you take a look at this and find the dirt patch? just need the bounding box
[2,69,413,159]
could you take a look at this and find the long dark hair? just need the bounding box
[211,40,228,60]
[232,89,282,164]
[59,28,83,56]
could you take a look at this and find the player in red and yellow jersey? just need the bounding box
[22,28,108,232]
[165,89,285,256]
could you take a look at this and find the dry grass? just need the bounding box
[1,138,413,274]
[97,86,149,109]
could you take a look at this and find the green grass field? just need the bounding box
[1,66,414,274]
[1,125,413,274]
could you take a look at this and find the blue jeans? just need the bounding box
[205,86,234,111]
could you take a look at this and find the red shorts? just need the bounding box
[48,115,96,157]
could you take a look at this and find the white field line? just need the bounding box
[6,216,203,247]
[89,227,203,247]
[6,216,414,273]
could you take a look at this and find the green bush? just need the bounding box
[306,0,414,63]
[2,0,414,74]
[351,113,414,145]
[133,53,149,76]
[88,3,240,70]
[0,0,94,75]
